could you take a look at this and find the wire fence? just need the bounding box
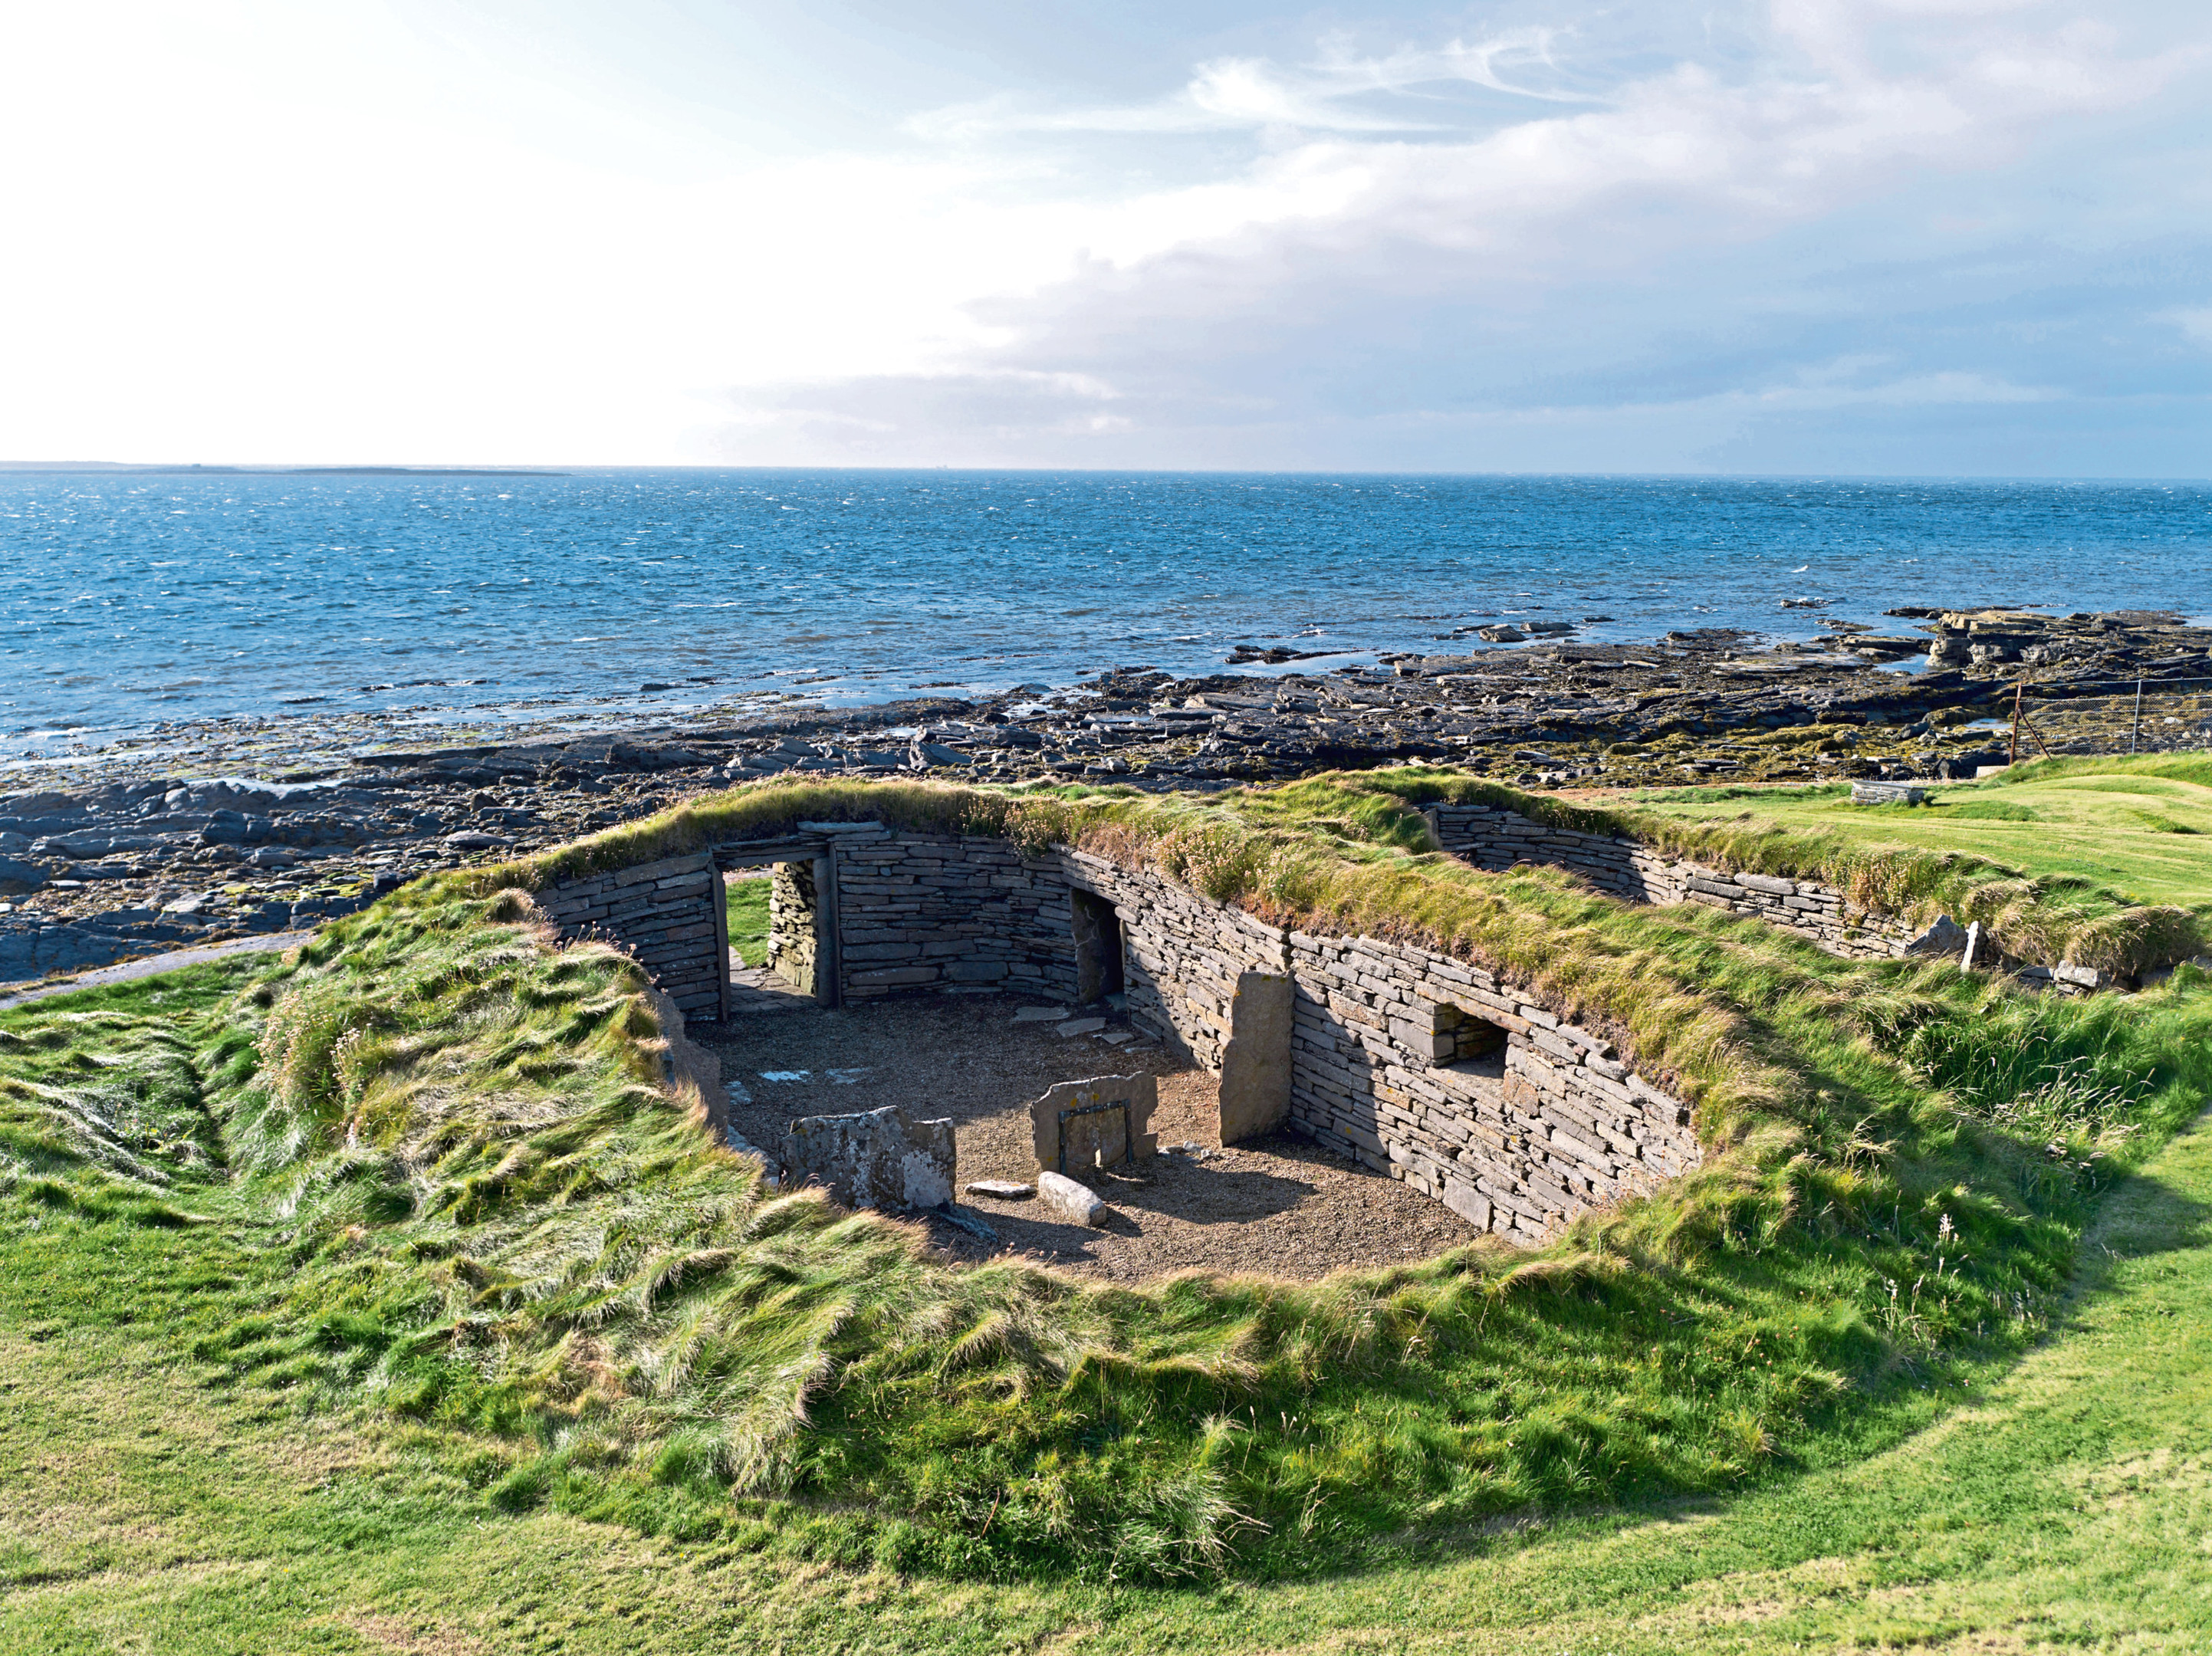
[2004,675,2212,761]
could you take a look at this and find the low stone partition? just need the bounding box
[1423,801,1920,960]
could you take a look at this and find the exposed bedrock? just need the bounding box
[5,603,2201,987]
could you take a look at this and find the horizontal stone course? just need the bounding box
[1425,802,1920,959]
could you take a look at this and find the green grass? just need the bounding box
[5,1062,2208,1651]
[3,771,2211,1600]
[1630,752,2212,912]
[724,873,771,966]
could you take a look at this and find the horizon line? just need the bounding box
[4,462,2210,485]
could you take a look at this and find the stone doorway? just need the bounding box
[1071,888,1125,1004]
[708,836,844,1012]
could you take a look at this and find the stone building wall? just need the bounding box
[1425,801,1920,959]
[767,860,819,994]
[823,828,1701,1242]
[1284,929,1699,1242]
[553,824,1705,1245]
[1057,849,1292,1071]
[828,826,1074,1001]
[533,850,726,1022]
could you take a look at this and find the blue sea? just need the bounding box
[5,470,2210,761]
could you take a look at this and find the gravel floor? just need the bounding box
[692,991,1479,1283]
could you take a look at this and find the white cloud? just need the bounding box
[727,0,2191,459]
[2167,307,2212,347]
[908,28,1593,141]
[0,0,2202,467]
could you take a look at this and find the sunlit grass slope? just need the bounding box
[723,871,771,966]
[2,772,2210,1589]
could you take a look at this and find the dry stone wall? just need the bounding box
[1285,931,1699,1240]
[1425,801,1919,959]
[828,825,1075,1000]
[557,824,1705,1246]
[534,850,727,1021]
[767,860,820,994]
[830,830,1701,1243]
[1058,849,1293,1071]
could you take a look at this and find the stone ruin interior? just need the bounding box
[531,806,1717,1283]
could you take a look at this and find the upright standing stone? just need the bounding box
[1217,970,1293,1144]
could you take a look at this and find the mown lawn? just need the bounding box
[1628,753,2212,911]
[4,1092,2205,1653]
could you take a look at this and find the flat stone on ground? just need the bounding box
[965,1179,1034,1201]
[1012,1006,1069,1023]
[1055,1017,1107,1037]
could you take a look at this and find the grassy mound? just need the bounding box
[4,773,2210,1582]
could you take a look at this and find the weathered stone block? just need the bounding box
[1218,970,1293,1143]
[781,1106,955,1211]
[1037,1170,1108,1227]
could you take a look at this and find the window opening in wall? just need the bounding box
[1434,1003,1508,1078]
[1071,888,1126,1004]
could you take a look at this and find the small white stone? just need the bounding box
[1037,1171,1109,1227]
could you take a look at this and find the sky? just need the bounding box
[2,0,2208,474]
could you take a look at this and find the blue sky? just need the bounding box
[5,1,2208,473]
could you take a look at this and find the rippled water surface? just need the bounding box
[5,470,2210,751]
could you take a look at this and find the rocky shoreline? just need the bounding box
[5,604,2208,986]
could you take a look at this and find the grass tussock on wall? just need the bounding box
[5,773,2210,1580]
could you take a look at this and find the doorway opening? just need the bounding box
[1071,888,1126,1004]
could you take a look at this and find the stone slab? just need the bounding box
[781,1105,955,1211]
[1030,1073,1159,1176]
[1217,969,1293,1144]
[1037,1170,1107,1227]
